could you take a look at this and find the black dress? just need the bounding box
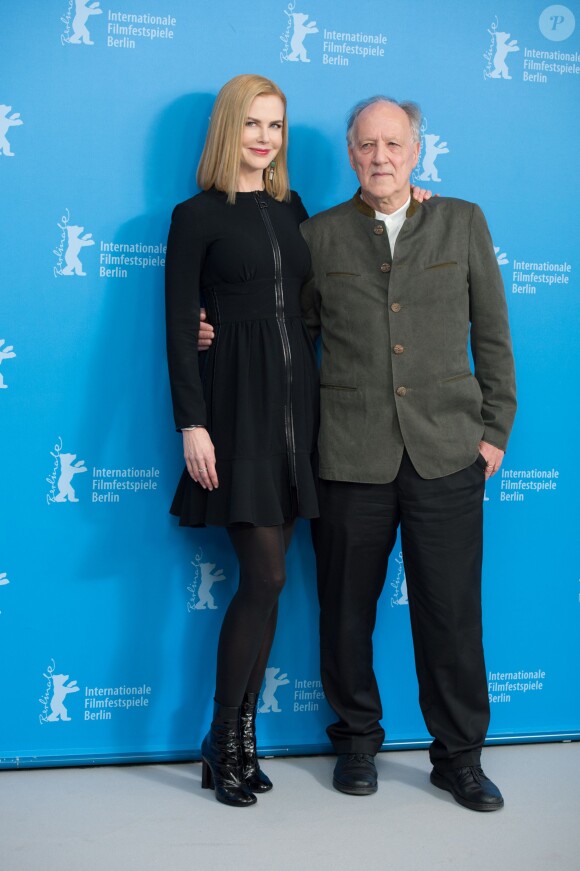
[165,187,319,527]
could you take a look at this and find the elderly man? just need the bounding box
[299,96,516,810]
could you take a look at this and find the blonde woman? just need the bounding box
[165,75,319,807]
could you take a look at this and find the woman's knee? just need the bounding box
[259,569,286,598]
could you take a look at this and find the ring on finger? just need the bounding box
[198,466,207,472]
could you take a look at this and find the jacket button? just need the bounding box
[390,302,401,312]
[380,262,391,272]
[393,344,404,355]
[396,386,407,397]
[374,224,384,235]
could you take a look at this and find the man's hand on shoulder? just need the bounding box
[478,441,505,479]
[198,308,215,351]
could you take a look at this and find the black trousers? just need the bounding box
[311,450,490,770]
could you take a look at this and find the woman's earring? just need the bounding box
[268,161,276,182]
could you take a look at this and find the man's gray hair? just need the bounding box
[346,96,422,145]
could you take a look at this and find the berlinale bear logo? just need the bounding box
[55,453,88,502]
[390,552,409,607]
[63,0,103,46]
[0,339,16,389]
[280,7,319,63]
[47,674,80,721]
[0,571,9,616]
[46,439,88,505]
[53,210,96,278]
[287,12,319,62]
[259,667,290,712]
[62,225,95,276]
[187,552,228,612]
[484,19,520,81]
[494,246,509,266]
[418,133,449,183]
[0,105,23,157]
[194,562,227,610]
[489,31,520,79]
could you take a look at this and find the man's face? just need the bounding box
[348,101,420,211]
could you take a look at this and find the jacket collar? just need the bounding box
[352,187,420,220]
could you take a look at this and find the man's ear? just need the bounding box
[411,140,420,169]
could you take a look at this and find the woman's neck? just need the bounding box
[236,169,265,192]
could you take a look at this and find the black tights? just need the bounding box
[215,522,294,708]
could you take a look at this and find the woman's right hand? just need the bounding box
[183,428,219,490]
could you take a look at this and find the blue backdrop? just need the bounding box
[1,0,579,768]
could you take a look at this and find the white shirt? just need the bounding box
[374,195,411,256]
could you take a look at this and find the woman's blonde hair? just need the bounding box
[197,74,290,204]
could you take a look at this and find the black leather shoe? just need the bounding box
[430,765,504,811]
[333,753,378,795]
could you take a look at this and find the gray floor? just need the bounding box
[1,742,578,871]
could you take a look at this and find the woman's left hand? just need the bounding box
[411,185,434,202]
[183,428,219,490]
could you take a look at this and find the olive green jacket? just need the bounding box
[300,191,517,483]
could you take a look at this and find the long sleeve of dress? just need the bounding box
[165,201,208,430]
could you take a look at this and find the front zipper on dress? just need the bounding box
[254,192,298,496]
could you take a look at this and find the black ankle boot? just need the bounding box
[201,702,257,807]
[240,692,273,793]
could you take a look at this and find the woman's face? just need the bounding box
[239,94,284,183]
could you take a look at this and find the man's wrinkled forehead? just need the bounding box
[352,101,413,144]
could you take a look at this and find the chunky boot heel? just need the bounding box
[201,760,214,790]
[240,692,273,793]
[200,702,257,807]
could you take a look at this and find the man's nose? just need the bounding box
[373,141,390,163]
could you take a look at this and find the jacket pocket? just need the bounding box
[439,372,472,384]
[320,383,357,391]
[325,271,361,277]
[424,261,458,270]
